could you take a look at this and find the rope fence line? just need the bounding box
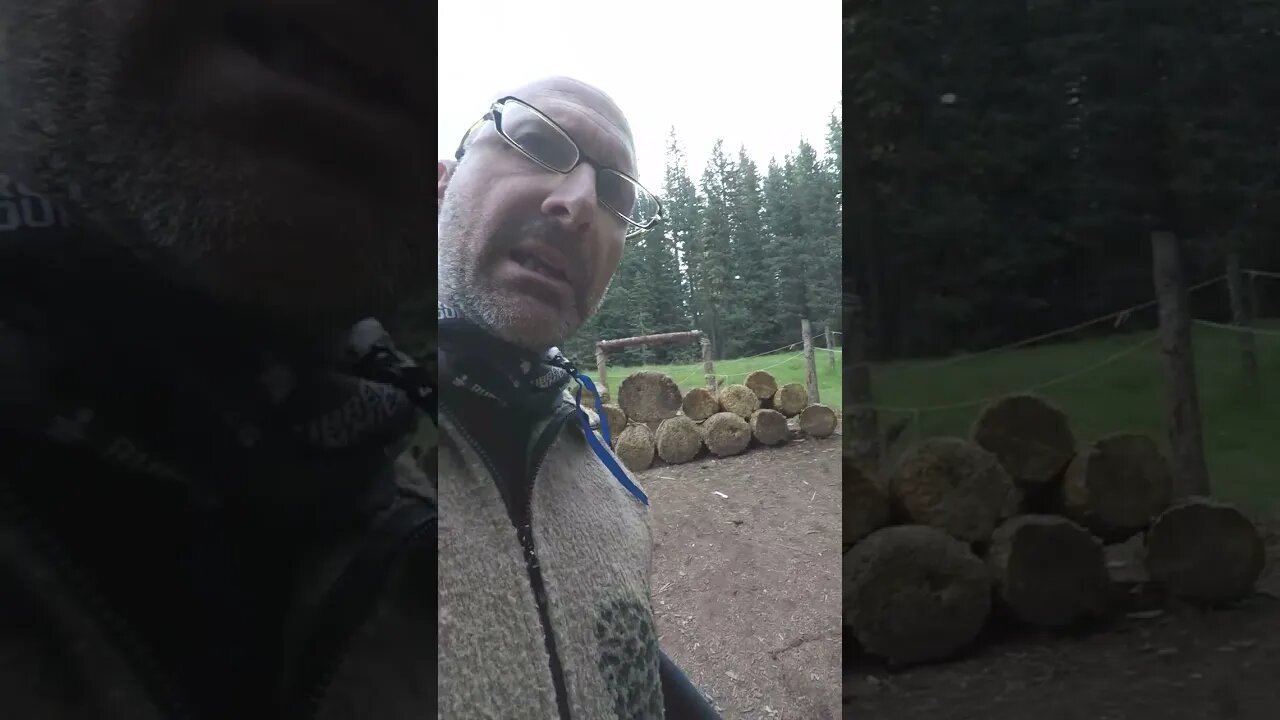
[1245,268,1280,280]
[597,329,842,389]
[717,352,808,378]
[843,274,1228,375]
[667,348,830,388]
[858,331,1160,415]
[1191,318,1280,337]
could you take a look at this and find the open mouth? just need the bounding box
[223,12,412,116]
[511,248,571,286]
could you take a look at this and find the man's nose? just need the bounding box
[541,165,598,233]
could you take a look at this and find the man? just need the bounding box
[1,1,437,718]
[437,76,721,718]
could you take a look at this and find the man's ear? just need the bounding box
[438,159,456,212]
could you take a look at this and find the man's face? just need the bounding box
[437,79,635,351]
[1,0,434,331]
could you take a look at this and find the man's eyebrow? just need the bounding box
[538,95,636,174]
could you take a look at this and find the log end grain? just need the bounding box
[772,383,808,417]
[844,525,991,665]
[681,387,720,421]
[970,394,1076,485]
[799,403,838,438]
[718,383,761,419]
[1145,497,1265,605]
[744,370,779,400]
[600,403,628,446]
[1061,433,1173,542]
[617,372,682,423]
[615,423,656,472]
[888,437,1019,543]
[750,408,790,446]
[702,412,752,457]
[655,416,704,464]
[986,514,1108,627]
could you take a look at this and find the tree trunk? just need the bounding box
[801,318,820,404]
[1226,250,1260,394]
[1151,231,1210,498]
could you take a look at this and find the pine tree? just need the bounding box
[698,140,736,358]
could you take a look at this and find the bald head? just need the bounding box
[438,76,638,351]
[502,77,635,162]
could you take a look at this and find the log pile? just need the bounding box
[585,369,838,468]
[844,394,1267,666]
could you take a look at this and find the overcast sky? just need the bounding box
[438,1,841,194]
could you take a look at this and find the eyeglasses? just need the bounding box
[454,96,664,238]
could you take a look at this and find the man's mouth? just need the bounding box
[510,248,571,286]
[223,12,412,117]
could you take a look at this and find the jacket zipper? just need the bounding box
[524,402,579,720]
[443,402,578,720]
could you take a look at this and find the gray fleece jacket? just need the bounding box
[436,401,664,719]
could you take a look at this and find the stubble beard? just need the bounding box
[437,210,588,354]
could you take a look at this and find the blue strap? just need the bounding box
[572,373,648,506]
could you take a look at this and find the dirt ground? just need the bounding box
[643,434,843,720]
[844,521,1280,720]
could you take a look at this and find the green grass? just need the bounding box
[585,348,843,410]
[868,320,1280,515]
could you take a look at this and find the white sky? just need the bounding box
[437,1,841,194]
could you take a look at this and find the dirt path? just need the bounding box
[645,435,842,720]
[844,523,1280,720]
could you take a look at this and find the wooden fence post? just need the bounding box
[825,325,837,371]
[1226,250,1260,394]
[801,318,820,404]
[594,344,610,403]
[847,294,879,465]
[1151,231,1210,497]
[700,336,715,392]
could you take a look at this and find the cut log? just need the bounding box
[617,372,682,423]
[600,403,628,446]
[718,384,760,419]
[970,394,1076,485]
[575,383,600,408]
[655,416,703,464]
[1061,433,1173,542]
[702,412,751,457]
[843,456,889,551]
[750,409,789,446]
[888,437,1019,543]
[1145,497,1265,605]
[798,404,838,438]
[681,387,720,421]
[744,370,778,401]
[772,383,808,417]
[614,423,655,472]
[986,515,1108,627]
[843,525,991,665]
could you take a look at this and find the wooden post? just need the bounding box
[1247,270,1261,324]
[824,325,836,371]
[801,318,820,404]
[847,295,879,464]
[1226,250,1260,394]
[594,344,610,403]
[1151,231,1210,497]
[700,336,715,391]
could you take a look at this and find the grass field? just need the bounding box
[584,347,843,410]
[868,320,1280,515]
